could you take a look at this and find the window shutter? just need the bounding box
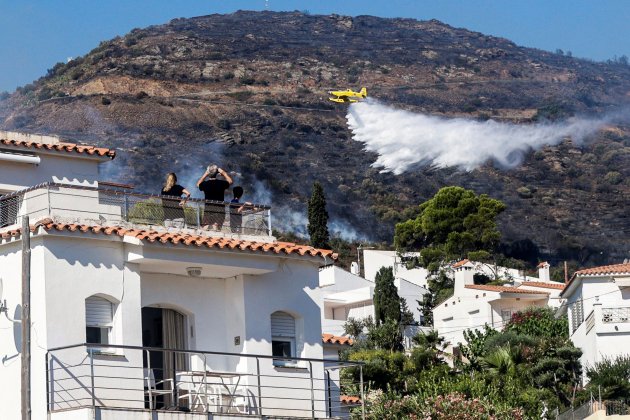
[271,311,295,337]
[86,296,113,326]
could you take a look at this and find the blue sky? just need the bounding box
[1,0,628,92]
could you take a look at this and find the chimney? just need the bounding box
[537,262,550,282]
[454,260,475,295]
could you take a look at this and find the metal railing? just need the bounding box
[557,399,630,419]
[46,343,365,419]
[0,182,272,237]
[602,307,630,324]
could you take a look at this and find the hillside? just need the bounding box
[0,11,629,265]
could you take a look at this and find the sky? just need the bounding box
[0,0,629,92]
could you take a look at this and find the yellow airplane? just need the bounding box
[328,87,368,103]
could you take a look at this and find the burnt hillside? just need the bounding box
[0,11,629,265]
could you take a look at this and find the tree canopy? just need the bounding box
[307,181,330,249]
[373,266,401,325]
[394,186,506,272]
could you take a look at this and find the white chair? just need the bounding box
[144,368,174,410]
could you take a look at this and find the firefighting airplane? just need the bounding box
[328,87,368,103]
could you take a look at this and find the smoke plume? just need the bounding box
[347,100,621,173]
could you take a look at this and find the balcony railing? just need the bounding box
[602,306,630,324]
[0,182,272,238]
[47,343,365,419]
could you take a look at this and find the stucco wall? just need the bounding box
[0,152,103,192]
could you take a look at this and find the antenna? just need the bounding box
[0,277,20,323]
[0,277,5,315]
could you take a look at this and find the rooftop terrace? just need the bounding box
[0,182,273,241]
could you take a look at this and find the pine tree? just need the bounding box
[373,266,401,325]
[307,182,330,249]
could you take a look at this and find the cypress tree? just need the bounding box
[373,266,401,325]
[307,182,330,249]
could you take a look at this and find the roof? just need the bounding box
[1,220,337,260]
[0,138,116,159]
[520,281,565,290]
[464,284,549,295]
[573,263,630,277]
[452,259,470,268]
[340,395,361,405]
[537,261,549,268]
[562,263,630,297]
[322,333,353,346]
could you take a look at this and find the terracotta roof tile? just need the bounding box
[574,263,630,277]
[562,263,630,297]
[340,395,361,405]
[0,139,115,159]
[520,281,565,290]
[465,284,549,295]
[1,220,337,260]
[452,259,470,268]
[322,333,353,346]
[537,261,549,268]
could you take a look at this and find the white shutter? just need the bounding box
[86,296,113,326]
[271,311,295,337]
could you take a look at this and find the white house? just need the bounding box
[0,132,361,420]
[363,249,430,288]
[433,260,565,353]
[561,262,630,381]
[319,263,429,349]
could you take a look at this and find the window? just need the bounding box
[271,311,296,365]
[85,296,114,345]
[570,299,584,332]
[501,309,513,324]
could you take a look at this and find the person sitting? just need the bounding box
[160,173,190,226]
[196,165,233,230]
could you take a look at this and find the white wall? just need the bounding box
[0,239,37,420]
[395,278,427,324]
[43,235,144,414]
[565,277,630,378]
[0,152,104,192]
[363,250,429,288]
[242,261,326,417]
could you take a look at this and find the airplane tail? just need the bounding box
[360,87,367,97]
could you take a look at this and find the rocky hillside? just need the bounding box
[1,11,629,265]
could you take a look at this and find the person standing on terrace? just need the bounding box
[160,172,190,225]
[197,164,233,230]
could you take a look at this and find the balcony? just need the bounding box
[0,182,272,239]
[583,304,630,336]
[46,343,364,419]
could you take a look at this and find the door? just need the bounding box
[142,307,187,409]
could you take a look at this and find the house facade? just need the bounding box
[433,260,565,353]
[319,262,429,348]
[0,132,359,419]
[363,249,430,288]
[561,262,630,379]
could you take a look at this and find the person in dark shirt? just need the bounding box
[196,164,233,230]
[160,173,190,225]
[229,186,253,234]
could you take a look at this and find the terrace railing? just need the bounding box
[602,306,630,324]
[0,182,272,238]
[46,343,365,419]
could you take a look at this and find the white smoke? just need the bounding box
[251,179,368,242]
[347,100,619,173]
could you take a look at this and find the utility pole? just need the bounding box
[21,215,31,420]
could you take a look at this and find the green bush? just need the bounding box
[127,200,198,226]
